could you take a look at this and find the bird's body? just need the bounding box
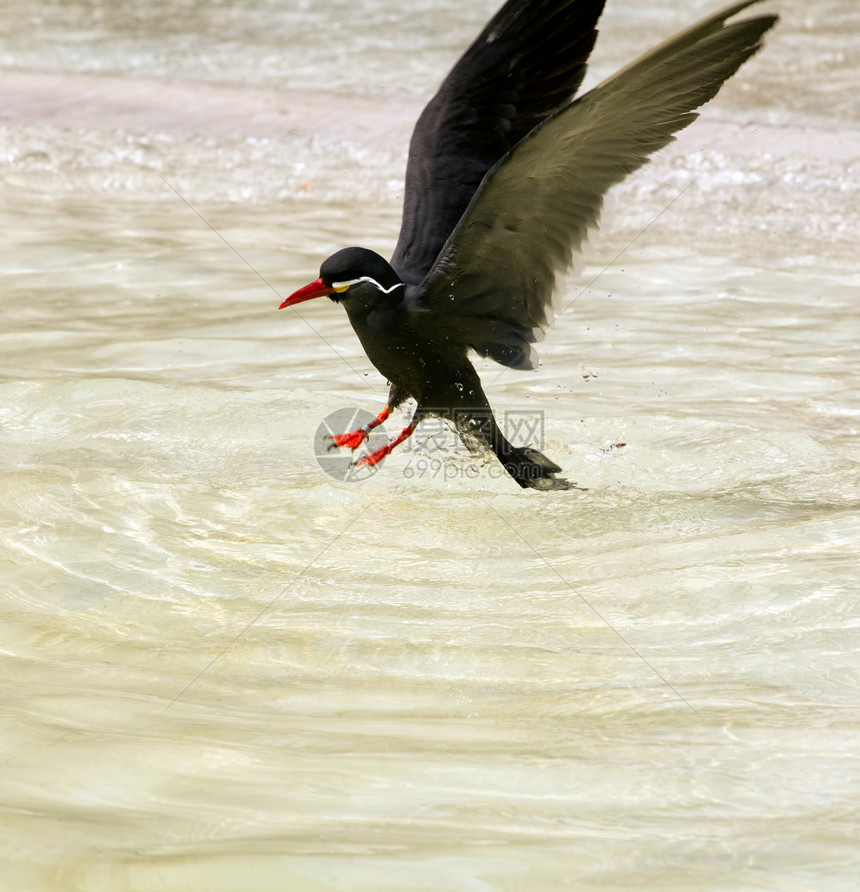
[281,0,777,489]
[324,247,562,486]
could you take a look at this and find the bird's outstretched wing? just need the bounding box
[414,0,778,370]
[390,0,607,286]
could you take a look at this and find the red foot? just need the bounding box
[327,405,393,452]
[352,423,416,468]
[327,429,368,451]
[353,445,391,467]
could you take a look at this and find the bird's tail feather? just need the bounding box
[497,445,580,491]
[452,403,579,491]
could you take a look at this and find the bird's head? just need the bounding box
[279,247,404,309]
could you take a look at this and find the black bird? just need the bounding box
[281,0,777,489]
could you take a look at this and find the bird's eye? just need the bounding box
[332,279,361,293]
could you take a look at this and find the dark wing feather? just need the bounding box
[390,0,607,286]
[414,0,778,370]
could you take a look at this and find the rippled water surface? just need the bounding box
[2,1,859,889]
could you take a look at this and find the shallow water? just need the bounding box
[2,1,860,890]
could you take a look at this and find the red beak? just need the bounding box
[278,277,334,309]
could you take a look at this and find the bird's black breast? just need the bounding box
[343,297,415,389]
[343,290,470,404]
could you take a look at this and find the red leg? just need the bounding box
[353,422,416,467]
[327,404,392,451]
